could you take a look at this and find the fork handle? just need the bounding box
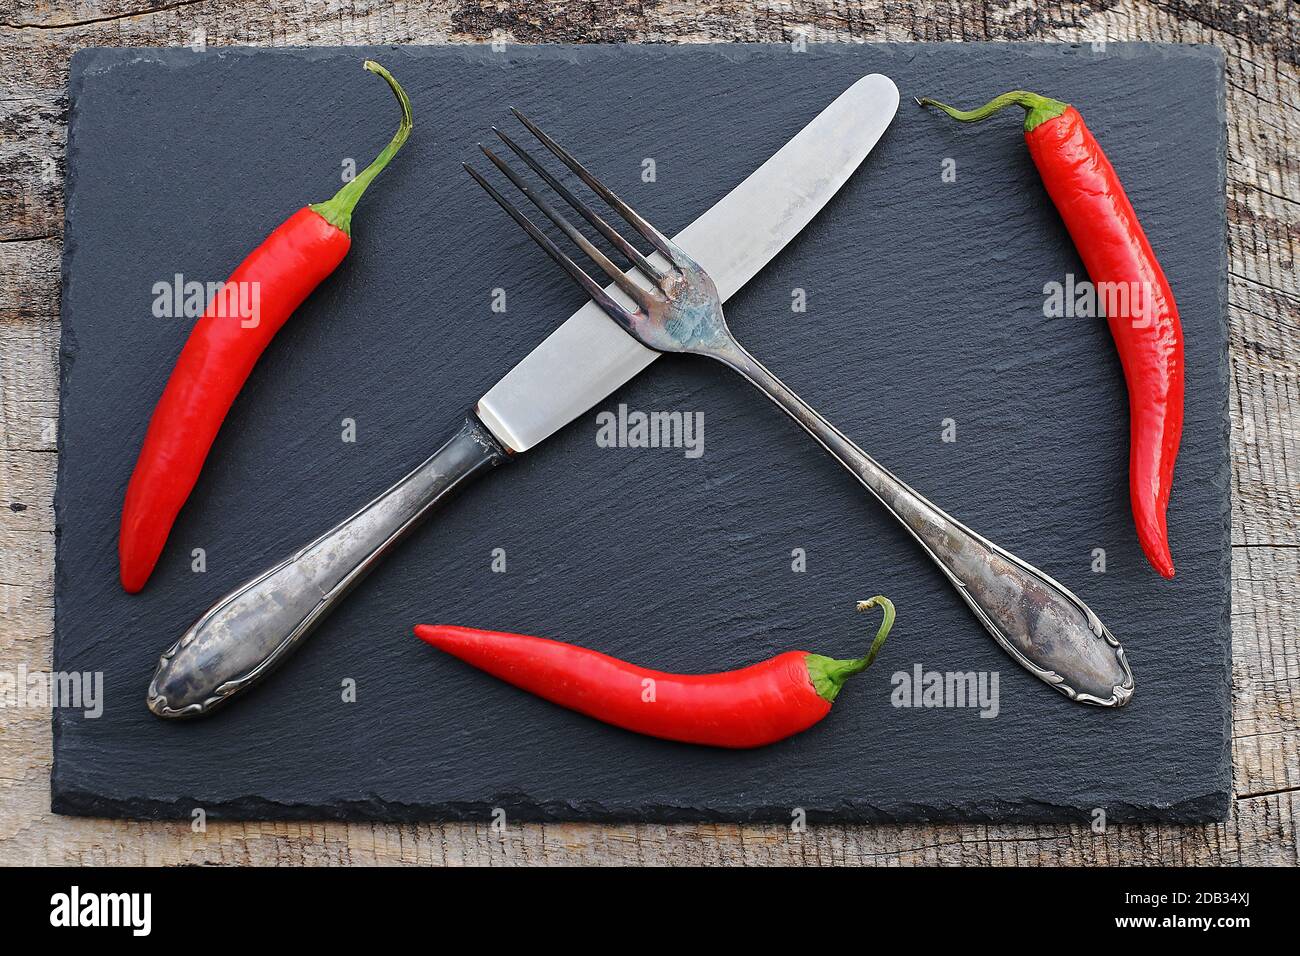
[717,342,1133,706]
[146,415,511,718]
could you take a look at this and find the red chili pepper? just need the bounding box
[119,61,413,593]
[414,598,894,749]
[919,91,1184,578]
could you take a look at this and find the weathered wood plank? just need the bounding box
[1,0,1295,865]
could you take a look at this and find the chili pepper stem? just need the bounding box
[917,90,1070,133]
[309,60,414,236]
[805,596,896,704]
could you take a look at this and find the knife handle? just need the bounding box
[146,415,510,718]
[719,343,1134,706]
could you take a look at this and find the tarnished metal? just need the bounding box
[469,111,1136,707]
[147,417,509,718]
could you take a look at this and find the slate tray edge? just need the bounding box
[1205,40,1234,822]
[50,786,1231,825]
[50,46,98,813]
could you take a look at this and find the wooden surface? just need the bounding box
[0,1,1294,866]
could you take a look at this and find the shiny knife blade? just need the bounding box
[475,73,900,452]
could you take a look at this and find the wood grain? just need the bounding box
[0,0,1295,866]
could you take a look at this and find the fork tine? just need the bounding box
[463,163,639,329]
[492,126,670,285]
[478,144,651,307]
[510,107,677,265]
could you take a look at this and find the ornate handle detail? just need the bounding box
[147,416,510,718]
[720,344,1134,706]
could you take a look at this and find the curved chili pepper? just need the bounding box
[119,61,413,593]
[918,91,1184,578]
[414,598,894,749]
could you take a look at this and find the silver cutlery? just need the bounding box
[147,74,1132,718]
[147,74,903,717]
[466,108,1134,708]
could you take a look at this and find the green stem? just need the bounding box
[309,60,414,236]
[805,596,896,704]
[916,90,1070,133]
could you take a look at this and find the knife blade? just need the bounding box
[146,74,901,717]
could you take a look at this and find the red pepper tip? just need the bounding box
[1150,553,1176,579]
[415,623,476,649]
[1136,510,1176,578]
[118,543,152,593]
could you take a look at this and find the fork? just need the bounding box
[467,110,1135,707]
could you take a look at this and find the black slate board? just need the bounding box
[53,43,1230,823]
